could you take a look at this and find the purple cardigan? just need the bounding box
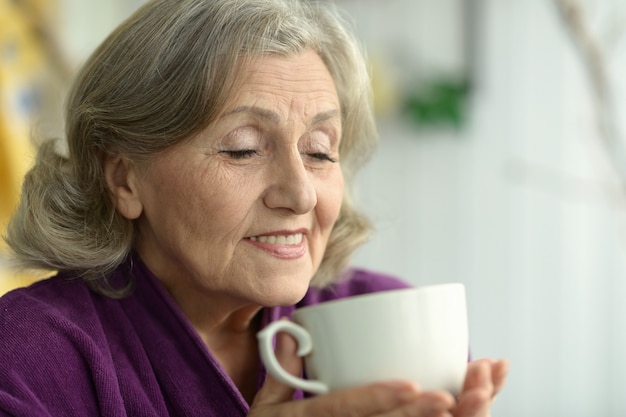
[0,255,410,416]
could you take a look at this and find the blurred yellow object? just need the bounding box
[369,53,400,118]
[0,0,57,294]
[0,266,47,296]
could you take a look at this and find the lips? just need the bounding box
[245,232,307,259]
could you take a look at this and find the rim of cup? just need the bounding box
[293,282,464,314]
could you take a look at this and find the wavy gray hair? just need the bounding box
[4,0,378,297]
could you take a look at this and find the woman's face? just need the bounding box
[129,50,344,306]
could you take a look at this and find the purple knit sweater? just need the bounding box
[0,255,410,416]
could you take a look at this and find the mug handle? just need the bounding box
[257,320,329,395]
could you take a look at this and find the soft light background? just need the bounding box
[2,0,626,416]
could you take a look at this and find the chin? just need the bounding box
[258,278,311,307]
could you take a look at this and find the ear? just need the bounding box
[102,154,143,220]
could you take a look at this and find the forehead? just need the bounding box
[223,50,340,117]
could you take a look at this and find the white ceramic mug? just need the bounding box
[257,283,469,395]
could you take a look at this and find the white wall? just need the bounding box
[57,0,145,67]
[57,1,626,416]
[347,0,626,416]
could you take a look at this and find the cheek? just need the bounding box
[137,163,221,234]
[180,170,264,246]
[317,171,344,231]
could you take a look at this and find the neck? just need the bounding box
[163,281,264,338]
[157,278,264,403]
[193,303,264,405]
[196,304,264,344]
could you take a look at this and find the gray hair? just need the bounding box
[4,0,378,296]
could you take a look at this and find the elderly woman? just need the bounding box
[0,0,507,416]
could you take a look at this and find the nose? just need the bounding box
[263,150,317,214]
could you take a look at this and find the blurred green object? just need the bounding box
[401,77,470,130]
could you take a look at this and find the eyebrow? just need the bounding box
[312,109,341,125]
[223,106,340,126]
[224,106,280,123]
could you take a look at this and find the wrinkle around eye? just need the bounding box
[300,129,337,157]
[306,152,337,163]
[219,149,259,159]
[314,127,341,148]
[220,125,264,150]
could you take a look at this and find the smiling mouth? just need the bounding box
[248,233,304,245]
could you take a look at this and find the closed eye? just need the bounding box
[219,150,258,159]
[309,152,337,163]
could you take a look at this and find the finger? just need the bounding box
[299,381,454,417]
[252,331,302,407]
[453,361,493,416]
[378,391,455,417]
[461,360,493,392]
[452,388,491,417]
[490,360,509,398]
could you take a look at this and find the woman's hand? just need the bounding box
[251,378,456,417]
[249,332,508,417]
[451,358,509,417]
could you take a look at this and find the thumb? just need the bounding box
[252,329,303,407]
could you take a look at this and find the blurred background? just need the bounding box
[1,0,626,415]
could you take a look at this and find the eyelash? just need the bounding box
[220,150,258,159]
[220,150,337,163]
[309,153,337,163]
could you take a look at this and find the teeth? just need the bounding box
[249,233,303,245]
